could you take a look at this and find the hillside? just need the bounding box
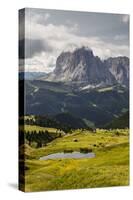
[24,80,129,127]
[20,114,92,131]
[19,72,47,80]
[54,112,91,130]
[105,111,129,129]
[25,128,129,191]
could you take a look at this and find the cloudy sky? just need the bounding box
[19,8,129,73]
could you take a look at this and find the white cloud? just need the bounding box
[44,13,50,21]
[26,11,51,24]
[114,34,128,41]
[121,15,129,24]
[24,15,129,72]
[25,52,56,73]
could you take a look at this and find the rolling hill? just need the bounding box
[105,111,129,129]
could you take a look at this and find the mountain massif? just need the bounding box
[21,47,129,128]
[44,47,129,88]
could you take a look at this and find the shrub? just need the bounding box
[115,131,120,136]
[64,149,73,153]
[80,147,92,153]
[73,139,78,142]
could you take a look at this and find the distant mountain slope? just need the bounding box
[19,72,47,80]
[105,111,129,129]
[24,80,129,127]
[22,114,92,131]
[43,47,129,88]
[54,112,89,129]
[104,57,129,87]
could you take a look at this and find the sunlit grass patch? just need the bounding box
[23,128,129,191]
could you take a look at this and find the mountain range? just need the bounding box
[43,47,129,89]
[19,72,47,80]
[21,47,129,128]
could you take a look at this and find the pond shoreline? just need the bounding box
[39,151,95,160]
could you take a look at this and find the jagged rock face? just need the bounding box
[45,47,129,87]
[104,57,129,86]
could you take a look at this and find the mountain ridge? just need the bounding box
[42,47,129,88]
[19,72,47,80]
[24,79,129,127]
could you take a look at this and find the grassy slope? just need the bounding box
[20,125,59,133]
[24,128,129,192]
[105,111,129,129]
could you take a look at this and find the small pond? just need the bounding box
[39,151,95,160]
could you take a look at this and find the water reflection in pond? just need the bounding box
[39,151,95,160]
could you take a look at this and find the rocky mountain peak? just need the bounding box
[44,47,129,88]
[104,56,129,86]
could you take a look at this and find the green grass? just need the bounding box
[29,128,129,158]
[21,128,129,192]
[24,115,36,121]
[20,125,60,134]
[97,86,113,92]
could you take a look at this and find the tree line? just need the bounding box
[20,115,73,133]
[19,130,62,148]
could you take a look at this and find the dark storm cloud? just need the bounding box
[19,39,52,59]
[27,8,129,45]
[22,8,129,72]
